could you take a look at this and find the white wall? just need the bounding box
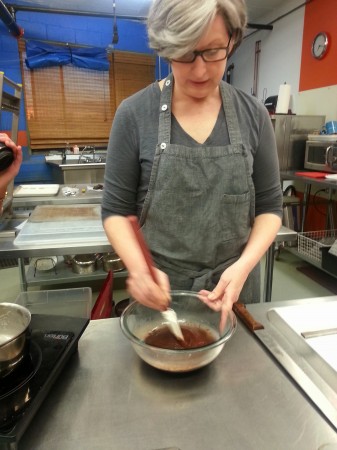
[228,0,337,121]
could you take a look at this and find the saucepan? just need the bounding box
[0,302,31,377]
[71,254,99,274]
[101,252,125,273]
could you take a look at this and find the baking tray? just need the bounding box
[28,204,101,222]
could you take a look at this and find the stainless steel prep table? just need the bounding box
[1,216,296,298]
[0,218,117,291]
[263,225,297,302]
[17,298,337,450]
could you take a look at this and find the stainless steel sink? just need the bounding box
[77,155,106,164]
[47,156,106,184]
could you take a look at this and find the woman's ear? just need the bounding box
[228,35,237,59]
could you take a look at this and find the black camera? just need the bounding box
[0,142,14,171]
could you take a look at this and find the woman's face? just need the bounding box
[171,14,232,100]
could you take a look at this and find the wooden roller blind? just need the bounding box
[18,40,155,150]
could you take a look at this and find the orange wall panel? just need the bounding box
[0,130,27,146]
[299,0,337,91]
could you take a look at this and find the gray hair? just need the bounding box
[147,0,247,60]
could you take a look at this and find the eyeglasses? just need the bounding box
[171,35,232,64]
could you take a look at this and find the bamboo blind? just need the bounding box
[18,40,155,150]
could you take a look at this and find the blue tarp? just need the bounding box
[25,40,109,71]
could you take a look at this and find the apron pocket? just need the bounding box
[222,192,250,241]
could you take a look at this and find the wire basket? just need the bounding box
[297,229,337,263]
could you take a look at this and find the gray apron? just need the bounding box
[140,74,260,303]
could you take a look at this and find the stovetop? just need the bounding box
[0,314,89,449]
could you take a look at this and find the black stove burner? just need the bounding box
[0,314,89,449]
[0,341,42,430]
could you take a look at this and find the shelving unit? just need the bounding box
[25,256,127,288]
[0,72,22,213]
[280,171,337,280]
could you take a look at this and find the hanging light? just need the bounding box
[112,1,119,45]
[106,1,118,54]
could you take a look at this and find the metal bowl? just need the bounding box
[120,291,237,372]
[0,303,31,376]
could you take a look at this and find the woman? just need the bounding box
[102,0,283,323]
[0,133,22,215]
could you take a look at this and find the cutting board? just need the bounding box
[13,184,60,197]
[268,302,337,372]
[295,171,328,178]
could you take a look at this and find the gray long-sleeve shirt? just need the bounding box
[102,81,283,221]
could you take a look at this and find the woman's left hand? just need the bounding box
[198,260,249,331]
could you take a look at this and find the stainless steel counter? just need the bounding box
[0,218,114,290]
[18,301,337,450]
[12,184,103,208]
[247,296,337,432]
[0,219,112,258]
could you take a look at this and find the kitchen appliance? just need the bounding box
[271,114,325,171]
[0,314,89,449]
[304,135,337,173]
[0,288,90,450]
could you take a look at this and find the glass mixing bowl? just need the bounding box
[120,291,237,372]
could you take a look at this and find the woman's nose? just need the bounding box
[190,55,208,76]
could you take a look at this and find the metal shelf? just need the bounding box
[25,256,127,288]
[1,90,20,113]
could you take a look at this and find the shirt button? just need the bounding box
[160,143,167,150]
[165,79,171,86]
[161,104,168,111]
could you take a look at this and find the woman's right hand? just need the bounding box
[126,266,171,311]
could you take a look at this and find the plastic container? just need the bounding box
[14,287,92,319]
[14,204,109,246]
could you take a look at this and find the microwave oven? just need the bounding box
[304,138,337,173]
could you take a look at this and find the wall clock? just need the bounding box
[312,32,329,60]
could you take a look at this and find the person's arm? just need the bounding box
[0,133,22,214]
[103,215,170,310]
[102,89,170,310]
